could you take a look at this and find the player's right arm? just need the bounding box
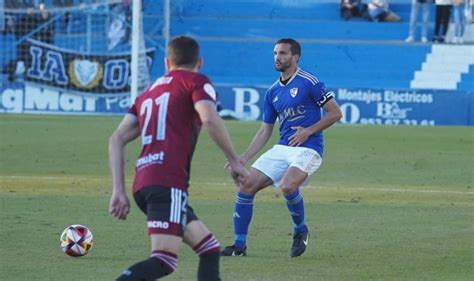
[240,90,276,165]
[108,114,140,220]
[241,122,274,165]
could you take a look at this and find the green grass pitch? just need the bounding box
[0,114,473,280]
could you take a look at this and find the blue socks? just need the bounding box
[232,189,306,248]
[284,188,307,234]
[233,192,255,248]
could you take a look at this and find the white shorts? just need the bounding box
[251,144,322,188]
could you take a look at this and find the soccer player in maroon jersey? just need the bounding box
[108,36,248,281]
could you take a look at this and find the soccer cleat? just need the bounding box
[220,245,247,256]
[290,231,309,257]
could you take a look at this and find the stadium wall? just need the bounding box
[2,0,473,126]
[1,81,473,126]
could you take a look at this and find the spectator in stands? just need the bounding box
[3,5,53,81]
[405,0,432,43]
[452,0,466,43]
[3,0,29,34]
[35,4,54,43]
[340,0,364,20]
[363,0,401,22]
[53,0,73,32]
[433,0,452,43]
[467,0,474,23]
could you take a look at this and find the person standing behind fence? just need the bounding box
[433,0,453,43]
[452,0,466,43]
[53,0,73,32]
[468,0,474,23]
[3,5,53,81]
[405,0,433,43]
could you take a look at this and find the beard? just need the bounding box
[274,60,291,72]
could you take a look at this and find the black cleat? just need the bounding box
[220,245,247,256]
[291,231,309,257]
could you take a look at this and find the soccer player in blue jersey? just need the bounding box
[221,38,342,257]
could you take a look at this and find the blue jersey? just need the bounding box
[263,68,334,157]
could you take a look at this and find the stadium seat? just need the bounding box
[2,0,473,92]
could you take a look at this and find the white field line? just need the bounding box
[0,175,109,182]
[314,186,474,195]
[1,176,473,195]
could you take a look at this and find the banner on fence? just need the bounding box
[20,39,154,94]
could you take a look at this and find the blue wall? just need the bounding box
[1,0,473,126]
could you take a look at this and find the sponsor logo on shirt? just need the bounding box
[136,152,165,168]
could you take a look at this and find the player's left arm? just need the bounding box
[289,99,342,147]
[108,114,140,220]
[195,100,249,185]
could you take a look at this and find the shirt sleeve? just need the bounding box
[310,82,335,107]
[262,90,277,124]
[128,100,138,116]
[191,74,217,105]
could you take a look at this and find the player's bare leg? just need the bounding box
[280,167,310,257]
[240,168,272,195]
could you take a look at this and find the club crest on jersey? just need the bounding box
[290,88,298,98]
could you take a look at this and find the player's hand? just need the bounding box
[224,156,246,171]
[228,160,249,187]
[228,169,241,188]
[288,126,311,146]
[109,191,130,220]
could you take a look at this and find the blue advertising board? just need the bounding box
[0,82,130,115]
[215,86,474,126]
[1,82,473,126]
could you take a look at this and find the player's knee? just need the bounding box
[238,181,253,194]
[280,184,298,195]
[239,184,260,195]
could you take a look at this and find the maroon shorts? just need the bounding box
[133,185,198,236]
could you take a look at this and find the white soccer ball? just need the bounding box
[60,224,94,257]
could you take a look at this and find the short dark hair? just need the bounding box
[167,36,200,68]
[275,38,301,57]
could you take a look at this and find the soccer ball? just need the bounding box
[60,224,94,257]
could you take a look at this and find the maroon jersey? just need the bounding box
[128,70,217,193]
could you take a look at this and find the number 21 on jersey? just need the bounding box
[139,92,170,146]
